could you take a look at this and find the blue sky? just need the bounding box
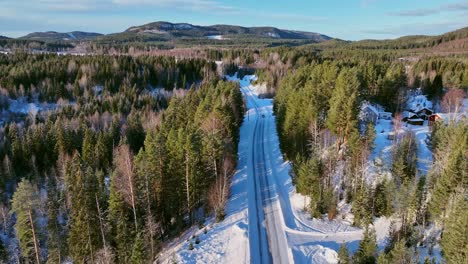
[0,0,467,40]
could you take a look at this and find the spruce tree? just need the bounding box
[131,232,145,264]
[82,128,96,168]
[326,68,360,150]
[353,228,377,264]
[46,175,67,264]
[108,170,135,263]
[67,154,102,263]
[387,240,413,264]
[353,185,372,227]
[296,158,322,217]
[0,238,6,263]
[338,243,350,264]
[440,195,467,264]
[373,179,392,217]
[11,179,41,264]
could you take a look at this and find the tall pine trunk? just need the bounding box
[28,208,40,264]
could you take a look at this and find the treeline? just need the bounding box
[0,39,73,52]
[0,73,244,263]
[314,27,468,50]
[411,57,468,98]
[0,53,216,102]
[275,60,408,160]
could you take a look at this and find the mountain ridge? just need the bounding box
[20,31,103,41]
[122,21,332,41]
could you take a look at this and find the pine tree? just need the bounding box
[429,141,466,218]
[67,154,102,263]
[365,122,376,151]
[353,185,372,227]
[131,232,145,264]
[376,252,390,264]
[126,113,145,153]
[338,243,350,264]
[440,195,467,264]
[425,74,443,100]
[46,174,67,264]
[373,179,392,217]
[184,129,203,222]
[387,240,413,264]
[11,179,41,264]
[0,238,6,263]
[82,128,96,168]
[108,170,135,263]
[136,130,166,228]
[95,132,111,171]
[296,158,322,217]
[353,228,377,264]
[326,68,360,151]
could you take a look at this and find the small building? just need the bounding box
[407,117,424,126]
[416,107,433,120]
[428,114,442,126]
[361,105,379,124]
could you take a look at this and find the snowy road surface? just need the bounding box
[243,77,292,263]
[236,75,363,264]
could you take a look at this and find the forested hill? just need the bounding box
[20,31,103,42]
[123,21,332,41]
[311,26,468,50]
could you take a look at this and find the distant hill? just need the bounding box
[350,27,468,49]
[118,21,332,42]
[0,35,10,40]
[9,23,468,52]
[20,31,103,41]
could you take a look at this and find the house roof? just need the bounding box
[403,111,418,118]
[416,107,433,113]
[408,118,424,122]
[362,104,379,115]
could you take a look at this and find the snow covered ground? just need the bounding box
[0,97,75,125]
[207,35,227,40]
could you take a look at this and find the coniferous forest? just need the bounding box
[0,53,244,263]
[0,22,467,264]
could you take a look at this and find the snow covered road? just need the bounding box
[237,75,363,264]
[243,78,292,264]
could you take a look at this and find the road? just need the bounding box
[236,75,363,264]
[241,78,292,264]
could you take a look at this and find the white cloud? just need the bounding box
[360,20,468,38]
[388,1,468,17]
[111,0,239,12]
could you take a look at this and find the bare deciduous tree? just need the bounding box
[393,112,403,143]
[208,157,234,221]
[0,203,10,233]
[113,144,138,231]
[442,88,465,119]
[94,246,114,264]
